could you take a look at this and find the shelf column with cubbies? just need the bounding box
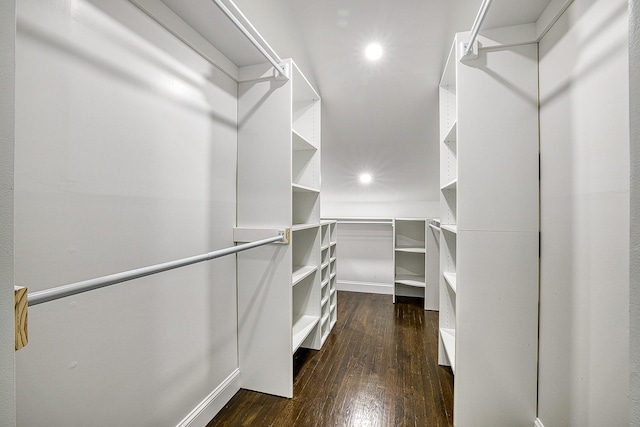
[236,58,322,399]
[438,32,539,426]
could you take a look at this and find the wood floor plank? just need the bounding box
[208,292,454,427]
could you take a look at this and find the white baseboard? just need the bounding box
[337,280,393,295]
[176,368,240,427]
[534,418,545,427]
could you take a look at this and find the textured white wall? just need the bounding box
[14,1,239,425]
[630,0,640,423]
[0,2,16,426]
[538,0,630,425]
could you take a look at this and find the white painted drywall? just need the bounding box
[14,1,238,425]
[630,0,640,423]
[0,2,16,427]
[538,0,630,425]
[335,223,394,294]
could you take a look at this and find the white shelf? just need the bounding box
[330,241,337,247]
[443,272,457,294]
[321,262,330,270]
[330,272,336,280]
[321,313,330,326]
[291,223,319,232]
[330,303,337,312]
[395,275,426,288]
[330,319,337,329]
[330,288,336,297]
[321,279,329,289]
[441,224,458,234]
[321,296,329,307]
[292,315,320,353]
[292,183,320,193]
[440,328,456,374]
[395,247,426,253]
[330,257,337,263]
[443,121,457,143]
[321,244,330,251]
[292,265,317,286]
[292,129,317,151]
[441,179,458,190]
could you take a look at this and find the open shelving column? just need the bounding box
[320,220,338,343]
[236,59,322,399]
[438,33,539,426]
[393,219,427,304]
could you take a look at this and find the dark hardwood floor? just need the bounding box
[208,291,454,427]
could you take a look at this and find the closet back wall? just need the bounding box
[15,1,238,425]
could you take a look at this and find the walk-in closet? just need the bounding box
[1,0,638,426]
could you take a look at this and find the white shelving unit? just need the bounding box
[236,58,323,399]
[393,218,426,304]
[438,32,540,426]
[321,220,338,342]
[393,218,439,310]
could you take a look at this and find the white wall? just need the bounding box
[538,0,629,425]
[630,0,640,423]
[335,223,394,294]
[14,1,239,425]
[0,2,16,426]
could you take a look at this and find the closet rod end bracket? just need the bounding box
[274,63,290,81]
[460,40,479,62]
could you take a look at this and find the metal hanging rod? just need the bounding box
[27,233,285,307]
[211,0,287,77]
[462,0,494,58]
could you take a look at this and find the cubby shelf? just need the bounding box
[443,272,457,293]
[292,315,320,353]
[395,247,426,253]
[441,224,458,234]
[292,265,317,286]
[321,279,329,289]
[291,223,319,232]
[321,296,329,307]
[292,129,317,151]
[441,179,458,190]
[395,275,426,288]
[440,328,456,374]
[443,121,457,143]
[292,183,320,193]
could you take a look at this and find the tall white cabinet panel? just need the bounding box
[438,33,539,426]
[237,59,322,398]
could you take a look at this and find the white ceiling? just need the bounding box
[278,0,552,213]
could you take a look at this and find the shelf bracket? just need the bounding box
[234,227,290,245]
[14,286,28,351]
[460,40,479,61]
[274,62,290,81]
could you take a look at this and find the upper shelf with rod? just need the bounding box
[130,0,288,82]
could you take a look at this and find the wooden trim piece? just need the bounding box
[14,286,28,350]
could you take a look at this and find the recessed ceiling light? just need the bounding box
[365,43,383,61]
[359,173,373,184]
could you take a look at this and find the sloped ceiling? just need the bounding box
[235,0,553,216]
